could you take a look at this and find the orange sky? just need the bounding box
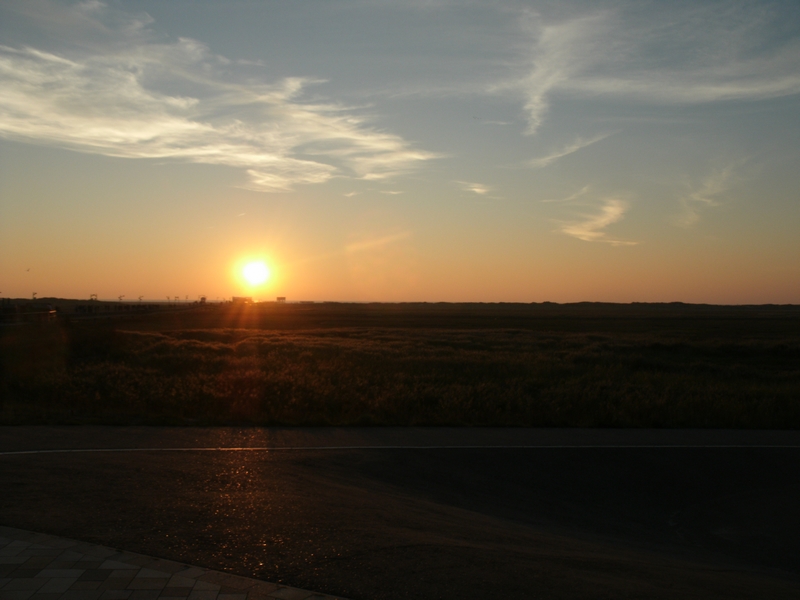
[1,1,799,303]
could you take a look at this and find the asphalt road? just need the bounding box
[1,427,799,599]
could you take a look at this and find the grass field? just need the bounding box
[2,302,799,427]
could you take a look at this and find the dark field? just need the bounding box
[2,302,800,427]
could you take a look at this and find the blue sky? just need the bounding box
[1,0,799,302]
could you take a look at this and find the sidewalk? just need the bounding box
[0,527,346,600]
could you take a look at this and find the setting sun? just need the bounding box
[242,261,270,286]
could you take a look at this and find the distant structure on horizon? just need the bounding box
[276,297,286,303]
[232,296,253,304]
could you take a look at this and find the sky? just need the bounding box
[1,0,799,303]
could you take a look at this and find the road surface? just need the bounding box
[1,427,799,599]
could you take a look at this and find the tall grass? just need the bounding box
[2,316,799,427]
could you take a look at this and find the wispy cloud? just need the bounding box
[345,231,412,254]
[677,164,739,226]
[514,12,606,134]
[559,198,637,246]
[0,4,438,192]
[540,185,590,204]
[529,133,611,168]
[456,181,491,195]
[379,190,404,195]
[514,5,800,134]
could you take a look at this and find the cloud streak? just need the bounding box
[456,181,491,195]
[516,12,604,134]
[529,133,611,168]
[515,5,800,134]
[345,231,412,254]
[540,185,590,204]
[678,164,739,226]
[560,198,637,246]
[0,4,438,192]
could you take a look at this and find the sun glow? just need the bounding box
[242,261,270,286]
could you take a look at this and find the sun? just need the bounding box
[242,261,270,286]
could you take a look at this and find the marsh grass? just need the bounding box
[2,305,799,427]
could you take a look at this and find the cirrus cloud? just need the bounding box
[677,163,741,227]
[456,180,491,195]
[529,133,612,168]
[559,198,637,246]
[515,4,800,135]
[0,4,438,192]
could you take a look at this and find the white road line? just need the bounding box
[1,445,800,456]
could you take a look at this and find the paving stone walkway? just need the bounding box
[0,527,346,600]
